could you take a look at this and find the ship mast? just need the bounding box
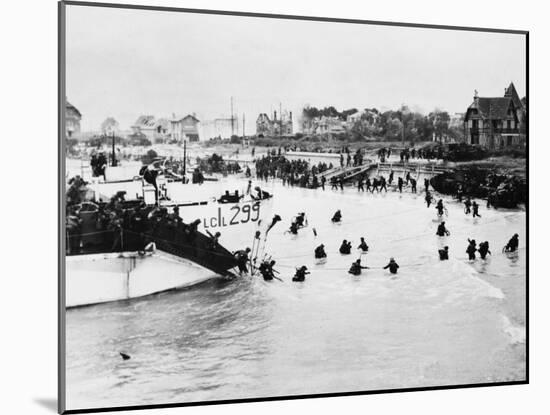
[182,139,186,184]
[230,96,234,136]
[111,131,117,167]
[280,102,282,139]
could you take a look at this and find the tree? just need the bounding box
[302,106,358,120]
[340,108,358,120]
[302,106,320,119]
[386,118,403,140]
[101,117,119,135]
[429,110,450,142]
[415,115,434,142]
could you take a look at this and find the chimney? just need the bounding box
[274,110,277,121]
[290,111,293,121]
[474,89,479,105]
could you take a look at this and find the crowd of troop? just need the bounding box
[242,200,520,283]
[338,147,366,167]
[240,208,403,282]
[65,175,235,273]
[254,155,333,187]
[90,151,109,179]
[238,159,521,283]
[68,143,522,285]
[376,146,443,163]
[66,184,153,255]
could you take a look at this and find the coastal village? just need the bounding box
[66,82,526,150]
[65,80,527,281]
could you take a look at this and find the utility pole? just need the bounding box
[242,113,245,138]
[401,111,405,147]
[182,139,187,184]
[279,102,283,139]
[230,96,234,136]
[111,131,117,167]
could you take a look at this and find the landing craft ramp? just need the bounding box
[313,161,454,187]
[376,162,453,177]
[316,166,341,178]
[321,165,363,181]
[340,163,375,182]
[317,163,375,183]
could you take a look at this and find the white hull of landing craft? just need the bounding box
[65,250,224,308]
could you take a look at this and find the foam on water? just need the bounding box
[449,259,506,300]
[501,315,526,345]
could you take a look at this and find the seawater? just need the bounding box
[65,176,526,410]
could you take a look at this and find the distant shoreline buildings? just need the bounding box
[256,110,293,137]
[66,83,527,150]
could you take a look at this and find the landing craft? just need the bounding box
[65,162,269,308]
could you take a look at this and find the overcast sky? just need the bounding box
[66,5,526,132]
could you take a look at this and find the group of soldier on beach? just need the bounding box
[237,163,521,283]
[68,147,522,284]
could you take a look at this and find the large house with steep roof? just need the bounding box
[463,83,526,148]
[504,82,527,134]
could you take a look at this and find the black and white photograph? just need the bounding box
[60,1,527,413]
